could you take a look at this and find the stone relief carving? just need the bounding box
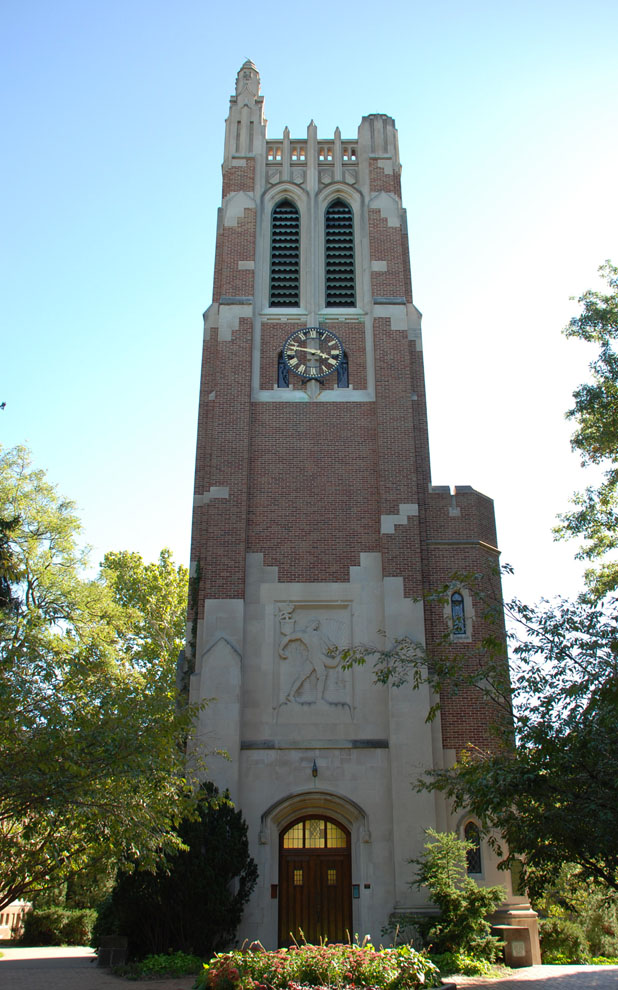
[319,168,333,185]
[344,168,358,185]
[291,168,305,185]
[267,167,281,184]
[276,604,349,708]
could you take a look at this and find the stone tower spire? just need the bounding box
[223,60,267,164]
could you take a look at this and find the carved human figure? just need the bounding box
[279,618,340,703]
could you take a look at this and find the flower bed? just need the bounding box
[197,941,441,990]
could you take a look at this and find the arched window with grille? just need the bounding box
[325,199,355,307]
[270,200,300,307]
[464,821,482,874]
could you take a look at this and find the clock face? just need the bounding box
[282,327,344,380]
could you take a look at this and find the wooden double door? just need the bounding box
[278,816,352,946]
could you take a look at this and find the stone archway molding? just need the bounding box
[259,789,371,844]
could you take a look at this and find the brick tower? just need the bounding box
[186,61,539,954]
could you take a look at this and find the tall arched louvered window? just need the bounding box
[270,200,300,307]
[325,200,355,307]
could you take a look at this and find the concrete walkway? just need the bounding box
[0,948,617,990]
[452,964,618,988]
[0,945,199,989]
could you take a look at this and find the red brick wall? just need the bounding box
[247,403,381,583]
[369,160,402,197]
[218,212,255,298]
[423,488,508,753]
[222,159,255,197]
[189,318,253,610]
[369,212,412,303]
[212,159,256,301]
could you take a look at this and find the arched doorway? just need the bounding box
[278,815,352,946]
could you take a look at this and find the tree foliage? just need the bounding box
[341,577,618,893]
[555,261,618,596]
[532,863,618,961]
[0,445,203,912]
[100,549,188,688]
[93,784,258,960]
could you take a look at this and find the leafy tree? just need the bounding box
[93,784,258,960]
[532,863,618,961]
[100,548,188,689]
[407,830,504,959]
[0,445,203,912]
[555,261,618,596]
[341,580,618,892]
[0,515,21,613]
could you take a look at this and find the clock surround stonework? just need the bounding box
[186,61,540,956]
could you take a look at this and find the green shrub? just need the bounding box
[113,950,203,979]
[197,942,440,990]
[539,916,590,963]
[429,951,496,976]
[93,783,257,960]
[407,830,505,961]
[532,864,618,960]
[20,907,96,946]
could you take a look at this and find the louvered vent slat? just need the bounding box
[270,200,300,307]
[325,201,355,307]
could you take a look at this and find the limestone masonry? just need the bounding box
[185,60,540,956]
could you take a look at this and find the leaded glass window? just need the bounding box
[305,819,325,848]
[283,822,304,848]
[326,822,347,847]
[464,821,482,874]
[451,592,466,636]
[282,817,348,849]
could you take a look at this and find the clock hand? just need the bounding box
[288,345,324,356]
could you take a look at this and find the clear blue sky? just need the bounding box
[2,0,617,603]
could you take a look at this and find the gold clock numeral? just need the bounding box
[298,363,306,374]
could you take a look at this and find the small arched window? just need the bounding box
[270,200,300,307]
[464,821,482,874]
[325,199,355,307]
[451,592,466,636]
